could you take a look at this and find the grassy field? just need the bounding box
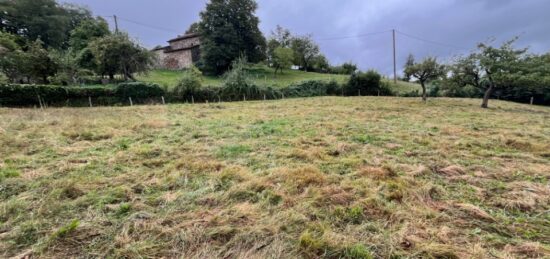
[137,67,420,94]
[1,97,549,258]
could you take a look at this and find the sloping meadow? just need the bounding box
[0,97,549,258]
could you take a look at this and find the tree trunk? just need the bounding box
[481,84,494,108]
[420,81,427,102]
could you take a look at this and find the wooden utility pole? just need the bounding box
[114,15,119,33]
[392,29,397,84]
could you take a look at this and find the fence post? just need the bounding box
[37,95,44,110]
[264,94,266,101]
[161,96,166,105]
[129,97,133,106]
[191,96,195,104]
[358,90,361,96]
[282,93,285,99]
[243,95,246,102]
[218,96,221,103]
[530,96,534,105]
[88,96,93,107]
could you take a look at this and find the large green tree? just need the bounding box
[0,31,28,82]
[69,17,110,51]
[26,39,58,83]
[0,0,92,49]
[89,33,152,81]
[198,0,266,75]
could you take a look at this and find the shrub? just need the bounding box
[172,66,203,101]
[280,80,342,98]
[114,82,164,100]
[221,58,264,100]
[345,70,393,96]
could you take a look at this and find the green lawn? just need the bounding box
[137,65,420,94]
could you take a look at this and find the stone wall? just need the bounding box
[170,37,200,50]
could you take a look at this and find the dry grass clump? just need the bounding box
[0,97,549,258]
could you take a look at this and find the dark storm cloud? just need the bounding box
[65,0,550,75]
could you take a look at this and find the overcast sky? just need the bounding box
[64,0,550,76]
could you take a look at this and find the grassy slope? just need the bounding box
[137,66,421,94]
[1,97,549,258]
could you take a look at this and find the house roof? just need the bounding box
[167,33,200,43]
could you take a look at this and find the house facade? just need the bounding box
[152,33,200,70]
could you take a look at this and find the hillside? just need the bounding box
[1,97,548,258]
[137,66,421,94]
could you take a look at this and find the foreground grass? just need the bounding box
[0,97,549,258]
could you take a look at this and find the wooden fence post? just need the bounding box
[191,96,195,104]
[530,96,534,105]
[129,97,133,106]
[243,95,246,102]
[161,96,166,105]
[264,94,266,101]
[37,95,44,110]
[88,96,93,107]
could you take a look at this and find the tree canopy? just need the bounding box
[0,0,92,49]
[404,56,446,102]
[198,0,266,75]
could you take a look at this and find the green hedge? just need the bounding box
[0,82,165,107]
[114,82,164,100]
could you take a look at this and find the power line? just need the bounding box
[316,30,392,41]
[395,30,469,50]
[99,15,180,34]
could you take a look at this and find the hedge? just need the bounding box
[0,82,164,107]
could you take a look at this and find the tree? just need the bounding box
[185,22,200,34]
[404,56,446,102]
[403,54,415,81]
[475,38,527,108]
[342,62,358,75]
[272,47,293,74]
[198,0,266,75]
[311,54,330,73]
[290,35,320,72]
[69,17,110,51]
[0,31,29,82]
[89,33,152,81]
[0,0,92,49]
[26,39,58,83]
[267,25,292,66]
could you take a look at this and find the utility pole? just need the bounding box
[113,15,119,33]
[392,29,397,84]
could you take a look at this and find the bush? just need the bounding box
[222,58,264,100]
[345,70,393,96]
[172,66,203,101]
[282,80,342,98]
[114,82,164,100]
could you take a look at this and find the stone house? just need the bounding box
[152,33,200,70]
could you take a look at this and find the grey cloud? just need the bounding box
[65,0,550,75]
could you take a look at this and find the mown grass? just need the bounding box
[0,97,549,258]
[137,66,420,94]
